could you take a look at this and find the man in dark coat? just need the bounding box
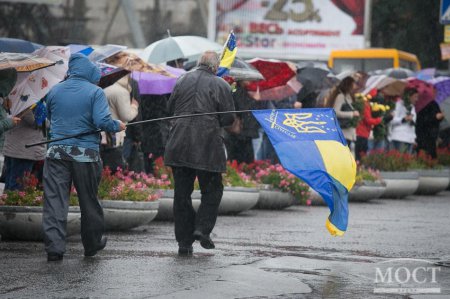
[164,51,235,255]
[416,101,444,158]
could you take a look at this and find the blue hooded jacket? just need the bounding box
[46,53,120,151]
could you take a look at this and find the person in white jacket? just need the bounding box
[388,87,418,154]
[101,75,139,171]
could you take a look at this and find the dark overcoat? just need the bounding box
[164,65,235,172]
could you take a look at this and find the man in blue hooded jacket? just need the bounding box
[43,53,126,261]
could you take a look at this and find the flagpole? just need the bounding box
[24,110,253,148]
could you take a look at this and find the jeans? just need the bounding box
[3,156,35,191]
[390,140,414,154]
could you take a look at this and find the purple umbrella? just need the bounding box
[428,76,450,103]
[131,65,185,95]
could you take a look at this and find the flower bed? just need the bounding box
[361,150,419,198]
[238,160,310,206]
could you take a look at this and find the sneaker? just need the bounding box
[47,253,63,262]
[178,245,193,256]
[84,237,107,257]
[193,230,215,249]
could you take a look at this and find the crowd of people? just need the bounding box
[0,51,448,260]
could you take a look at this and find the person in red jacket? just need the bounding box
[355,100,382,161]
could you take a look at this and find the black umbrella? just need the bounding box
[296,66,337,92]
[384,67,414,79]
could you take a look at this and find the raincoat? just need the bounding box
[45,53,120,151]
[164,65,235,173]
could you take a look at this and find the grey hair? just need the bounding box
[198,51,220,72]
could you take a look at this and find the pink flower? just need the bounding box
[161,174,168,180]
[18,191,26,198]
[306,199,312,206]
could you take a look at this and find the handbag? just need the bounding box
[337,97,354,129]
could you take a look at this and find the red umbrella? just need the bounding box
[245,58,302,101]
[406,78,436,113]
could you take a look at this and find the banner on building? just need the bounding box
[210,0,366,60]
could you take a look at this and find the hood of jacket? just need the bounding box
[67,53,101,84]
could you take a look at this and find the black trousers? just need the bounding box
[172,166,223,246]
[43,159,104,254]
[355,136,368,161]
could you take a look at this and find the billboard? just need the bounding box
[209,0,367,60]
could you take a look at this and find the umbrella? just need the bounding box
[416,68,436,81]
[0,52,57,72]
[131,65,186,95]
[384,67,414,79]
[0,37,42,53]
[439,97,450,130]
[140,35,222,64]
[296,66,337,92]
[8,46,69,116]
[68,44,94,56]
[428,76,450,104]
[407,78,436,113]
[104,51,173,76]
[96,62,130,89]
[227,57,264,81]
[362,75,406,96]
[88,44,127,62]
[0,68,17,98]
[245,58,302,101]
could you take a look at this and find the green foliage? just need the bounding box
[371,0,444,68]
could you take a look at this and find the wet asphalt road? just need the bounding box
[0,192,449,299]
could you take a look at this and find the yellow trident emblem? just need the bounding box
[282,113,327,133]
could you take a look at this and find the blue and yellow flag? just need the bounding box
[252,108,356,236]
[217,31,237,77]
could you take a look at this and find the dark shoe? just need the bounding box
[47,253,63,262]
[193,230,215,249]
[178,245,193,256]
[84,237,107,257]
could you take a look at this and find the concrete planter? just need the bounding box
[255,187,295,209]
[309,180,386,205]
[414,168,450,195]
[380,171,419,199]
[0,206,81,241]
[100,200,159,231]
[349,181,386,202]
[155,187,259,221]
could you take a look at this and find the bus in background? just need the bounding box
[328,49,421,73]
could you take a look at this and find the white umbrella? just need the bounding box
[362,75,406,96]
[88,44,127,62]
[140,36,222,64]
[8,46,69,116]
